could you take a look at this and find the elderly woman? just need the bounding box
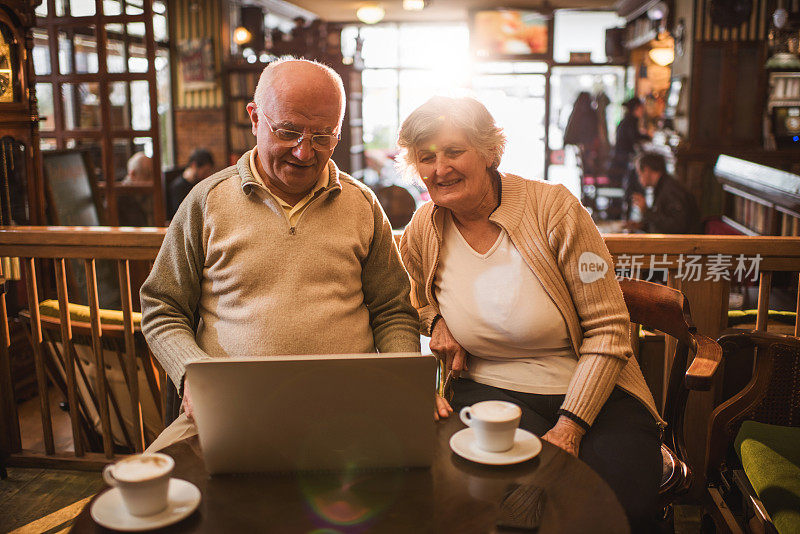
[398,96,663,532]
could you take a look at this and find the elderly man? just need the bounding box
[141,59,420,450]
[118,152,154,226]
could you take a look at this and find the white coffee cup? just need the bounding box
[102,452,175,516]
[460,400,522,452]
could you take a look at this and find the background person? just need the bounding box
[167,148,216,219]
[398,96,662,532]
[609,97,651,219]
[625,151,701,234]
[117,152,154,226]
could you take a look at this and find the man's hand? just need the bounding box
[435,394,453,420]
[430,317,468,377]
[541,416,585,457]
[181,380,194,420]
[631,192,647,212]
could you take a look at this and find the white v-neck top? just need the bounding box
[434,213,577,394]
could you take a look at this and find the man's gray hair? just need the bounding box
[252,57,346,125]
[396,96,506,182]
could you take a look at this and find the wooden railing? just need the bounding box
[0,227,798,472]
[0,227,165,470]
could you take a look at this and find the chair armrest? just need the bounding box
[685,334,722,391]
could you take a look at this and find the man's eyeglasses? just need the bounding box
[258,109,340,150]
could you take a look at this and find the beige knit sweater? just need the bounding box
[141,152,420,390]
[400,173,662,427]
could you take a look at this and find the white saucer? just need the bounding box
[450,428,542,465]
[91,478,201,531]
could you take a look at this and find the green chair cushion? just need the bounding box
[728,309,797,326]
[39,299,142,328]
[735,421,800,534]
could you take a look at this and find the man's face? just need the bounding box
[246,88,341,200]
[194,163,214,181]
[636,165,660,188]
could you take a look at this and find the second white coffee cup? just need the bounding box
[460,400,522,452]
[102,452,175,516]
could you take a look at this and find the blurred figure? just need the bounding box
[118,152,154,226]
[167,148,215,219]
[563,92,598,148]
[564,92,602,178]
[625,152,700,234]
[608,98,650,191]
[123,152,153,185]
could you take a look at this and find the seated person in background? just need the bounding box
[118,152,154,226]
[626,151,701,234]
[398,96,663,532]
[140,58,420,452]
[167,148,215,219]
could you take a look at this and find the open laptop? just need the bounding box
[185,353,437,475]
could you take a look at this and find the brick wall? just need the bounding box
[174,108,229,170]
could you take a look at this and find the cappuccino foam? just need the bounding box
[113,455,171,482]
[471,401,521,423]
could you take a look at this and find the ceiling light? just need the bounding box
[357,4,385,24]
[403,0,427,10]
[233,26,252,46]
[649,47,674,66]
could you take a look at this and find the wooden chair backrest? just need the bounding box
[618,279,696,460]
[706,331,800,476]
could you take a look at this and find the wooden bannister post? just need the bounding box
[796,276,799,338]
[84,259,114,458]
[23,258,55,455]
[118,259,144,452]
[756,272,772,331]
[55,258,84,457]
[0,274,21,453]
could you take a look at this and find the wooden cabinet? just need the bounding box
[0,2,44,227]
[691,42,766,148]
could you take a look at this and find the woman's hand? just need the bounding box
[542,416,586,457]
[435,394,453,420]
[430,317,468,377]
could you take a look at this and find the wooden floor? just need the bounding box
[0,467,103,533]
[17,387,76,453]
[3,388,101,533]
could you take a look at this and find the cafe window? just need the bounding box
[342,23,470,186]
[33,0,170,224]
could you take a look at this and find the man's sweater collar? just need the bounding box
[429,171,528,242]
[236,150,343,196]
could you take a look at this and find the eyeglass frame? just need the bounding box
[255,107,341,150]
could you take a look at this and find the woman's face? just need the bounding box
[413,123,492,213]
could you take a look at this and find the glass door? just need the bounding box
[548,65,627,206]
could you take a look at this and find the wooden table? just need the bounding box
[72,417,629,533]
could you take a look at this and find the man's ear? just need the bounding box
[246,102,259,136]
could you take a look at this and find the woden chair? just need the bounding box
[705,331,800,534]
[618,279,723,515]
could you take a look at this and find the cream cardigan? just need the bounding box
[400,172,663,427]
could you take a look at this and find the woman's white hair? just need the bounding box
[396,96,506,182]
